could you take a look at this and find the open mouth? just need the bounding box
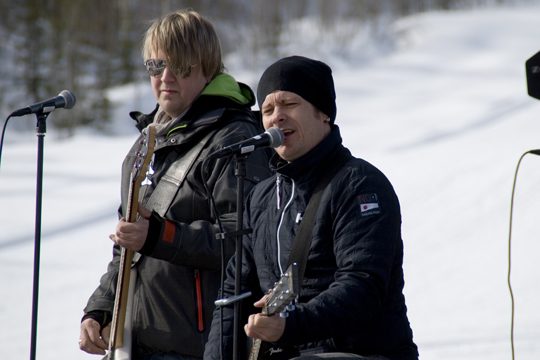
[282,129,294,138]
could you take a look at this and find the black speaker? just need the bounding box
[526,50,540,100]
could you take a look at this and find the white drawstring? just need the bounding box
[276,176,281,209]
[276,179,295,276]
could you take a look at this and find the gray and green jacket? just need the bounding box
[83,74,273,358]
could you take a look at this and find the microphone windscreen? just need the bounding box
[266,127,284,148]
[60,90,77,109]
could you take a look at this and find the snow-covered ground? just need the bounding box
[2,3,540,359]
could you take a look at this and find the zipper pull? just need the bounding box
[276,176,281,209]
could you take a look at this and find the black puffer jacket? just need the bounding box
[205,127,418,360]
[84,75,272,358]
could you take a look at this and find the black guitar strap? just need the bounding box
[285,150,353,287]
[144,129,216,217]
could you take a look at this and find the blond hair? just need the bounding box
[142,10,224,80]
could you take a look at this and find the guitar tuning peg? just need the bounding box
[286,304,295,311]
[279,311,289,318]
[141,177,153,186]
[145,155,155,174]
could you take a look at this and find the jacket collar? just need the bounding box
[201,73,255,106]
[272,126,344,183]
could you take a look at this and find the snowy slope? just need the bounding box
[2,3,540,360]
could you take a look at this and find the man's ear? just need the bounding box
[319,110,330,123]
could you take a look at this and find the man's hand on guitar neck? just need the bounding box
[109,203,152,252]
[244,296,287,343]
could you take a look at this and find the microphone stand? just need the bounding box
[214,154,253,360]
[30,111,49,360]
[232,154,249,360]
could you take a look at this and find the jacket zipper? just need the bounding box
[194,269,204,332]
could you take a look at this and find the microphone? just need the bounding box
[526,50,540,100]
[10,90,77,117]
[208,127,284,159]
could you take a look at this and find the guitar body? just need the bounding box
[250,339,296,360]
[248,263,299,360]
[106,126,156,360]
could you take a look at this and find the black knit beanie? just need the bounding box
[257,56,337,123]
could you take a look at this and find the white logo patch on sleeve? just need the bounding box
[357,193,381,216]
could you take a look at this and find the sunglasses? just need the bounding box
[144,59,195,78]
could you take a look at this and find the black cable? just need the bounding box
[507,149,540,360]
[0,115,13,172]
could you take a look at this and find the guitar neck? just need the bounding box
[108,164,140,351]
[107,126,156,357]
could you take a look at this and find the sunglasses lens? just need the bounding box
[148,67,163,77]
[182,66,192,79]
[144,59,194,78]
[145,59,165,77]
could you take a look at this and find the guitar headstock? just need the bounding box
[262,263,299,316]
[131,126,156,182]
[127,125,156,222]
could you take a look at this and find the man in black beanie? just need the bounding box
[204,56,418,360]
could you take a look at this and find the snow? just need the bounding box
[2,3,540,359]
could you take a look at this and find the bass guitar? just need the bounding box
[106,125,156,360]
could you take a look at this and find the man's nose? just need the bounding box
[268,107,286,126]
[160,66,177,81]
